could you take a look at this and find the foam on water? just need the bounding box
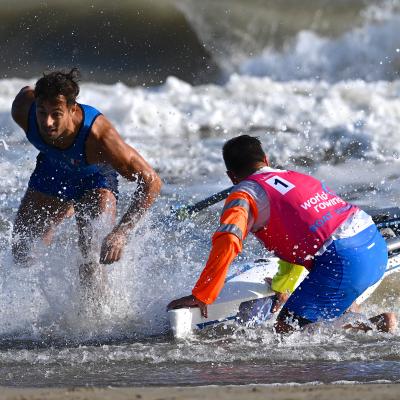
[0,210,212,341]
[2,76,400,189]
[178,0,400,82]
[241,16,400,82]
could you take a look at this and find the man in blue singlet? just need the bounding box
[11,68,162,293]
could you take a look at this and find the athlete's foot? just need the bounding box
[343,312,397,333]
[369,312,397,333]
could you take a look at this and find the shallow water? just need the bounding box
[1,321,400,386]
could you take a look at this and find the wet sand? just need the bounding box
[0,384,398,400]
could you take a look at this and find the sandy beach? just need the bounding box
[0,384,398,400]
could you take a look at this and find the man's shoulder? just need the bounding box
[11,87,35,131]
[13,86,34,107]
[235,179,266,200]
[79,103,102,120]
[88,114,113,140]
[85,113,128,164]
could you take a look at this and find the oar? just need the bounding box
[169,186,400,230]
[170,187,233,221]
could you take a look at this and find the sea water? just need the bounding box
[0,0,400,387]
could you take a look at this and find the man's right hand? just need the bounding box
[167,295,208,318]
[99,227,128,264]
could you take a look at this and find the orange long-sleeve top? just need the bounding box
[192,190,258,304]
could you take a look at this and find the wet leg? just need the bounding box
[42,204,74,245]
[74,189,116,299]
[12,189,73,265]
[369,313,397,332]
[274,308,312,334]
[343,312,397,333]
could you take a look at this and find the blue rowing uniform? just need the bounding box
[27,103,118,201]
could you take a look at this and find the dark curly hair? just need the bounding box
[34,68,80,105]
[223,135,266,176]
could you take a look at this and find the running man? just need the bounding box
[11,68,162,291]
[168,135,396,333]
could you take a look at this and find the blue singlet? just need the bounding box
[27,103,118,201]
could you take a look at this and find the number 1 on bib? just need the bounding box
[265,175,295,195]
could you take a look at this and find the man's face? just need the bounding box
[36,95,75,141]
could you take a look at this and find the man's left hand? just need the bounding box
[167,295,208,318]
[100,228,127,264]
[265,277,289,313]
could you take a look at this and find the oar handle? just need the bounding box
[186,187,233,214]
[172,187,233,221]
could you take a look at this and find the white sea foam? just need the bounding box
[240,18,400,82]
[3,76,400,167]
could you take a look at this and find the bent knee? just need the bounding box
[275,308,313,333]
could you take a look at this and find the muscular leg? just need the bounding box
[342,313,397,333]
[74,188,116,260]
[73,189,116,295]
[12,189,73,265]
[274,308,312,334]
[42,204,74,245]
[368,313,397,333]
[276,305,397,334]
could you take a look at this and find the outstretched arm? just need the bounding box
[87,115,162,264]
[167,190,254,316]
[167,232,241,318]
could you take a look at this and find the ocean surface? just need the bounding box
[1,0,400,387]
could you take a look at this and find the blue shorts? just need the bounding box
[28,156,119,202]
[281,224,387,323]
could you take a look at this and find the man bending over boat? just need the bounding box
[168,135,396,333]
[11,68,162,294]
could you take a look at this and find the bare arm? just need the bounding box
[11,86,35,133]
[87,116,162,263]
